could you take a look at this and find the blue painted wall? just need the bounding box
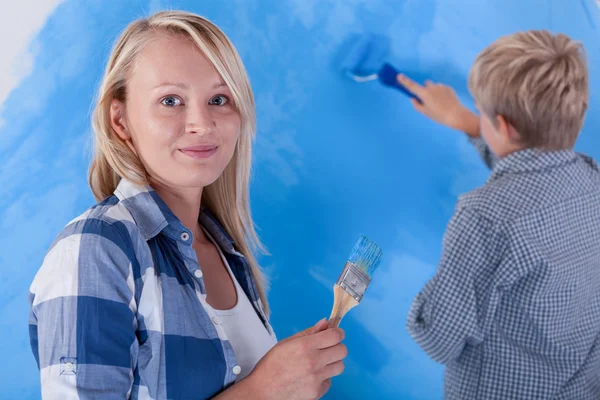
[1,1,598,398]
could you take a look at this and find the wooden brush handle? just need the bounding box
[328,285,359,328]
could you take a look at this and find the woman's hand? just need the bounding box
[218,319,347,400]
[398,74,480,138]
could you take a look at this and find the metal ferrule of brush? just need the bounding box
[336,261,371,302]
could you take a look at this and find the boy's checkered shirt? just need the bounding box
[408,137,600,399]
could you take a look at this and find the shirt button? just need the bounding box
[181,232,190,241]
[232,365,242,375]
[194,270,203,278]
[212,316,221,325]
[64,362,75,372]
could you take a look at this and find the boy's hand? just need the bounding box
[398,74,480,138]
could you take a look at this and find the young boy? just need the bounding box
[402,31,600,399]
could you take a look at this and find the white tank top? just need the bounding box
[204,229,278,380]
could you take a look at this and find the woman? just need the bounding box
[28,10,346,400]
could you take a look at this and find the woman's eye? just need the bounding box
[161,96,182,107]
[209,95,229,106]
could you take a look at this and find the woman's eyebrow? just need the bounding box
[151,81,227,90]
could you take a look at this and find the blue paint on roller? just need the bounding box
[340,33,422,103]
[340,33,391,78]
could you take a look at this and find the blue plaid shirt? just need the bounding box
[408,137,600,399]
[29,179,275,399]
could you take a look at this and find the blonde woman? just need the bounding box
[28,10,346,400]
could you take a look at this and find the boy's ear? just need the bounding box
[496,114,521,143]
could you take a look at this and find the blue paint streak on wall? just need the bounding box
[0,0,598,398]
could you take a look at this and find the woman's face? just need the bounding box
[111,34,241,190]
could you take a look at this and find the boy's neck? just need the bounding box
[495,147,526,159]
[492,140,529,159]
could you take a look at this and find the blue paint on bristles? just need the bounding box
[348,235,383,277]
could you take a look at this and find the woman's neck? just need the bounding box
[149,178,205,241]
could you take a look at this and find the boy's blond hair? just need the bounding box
[468,30,588,150]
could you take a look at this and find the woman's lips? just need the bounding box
[179,145,218,159]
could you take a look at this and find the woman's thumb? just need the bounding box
[288,318,328,340]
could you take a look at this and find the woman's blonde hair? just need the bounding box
[89,10,269,312]
[468,30,588,150]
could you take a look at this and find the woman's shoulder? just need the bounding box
[30,195,145,305]
[50,194,144,254]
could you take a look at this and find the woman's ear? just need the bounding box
[110,99,130,141]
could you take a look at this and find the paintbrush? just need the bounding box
[328,235,383,328]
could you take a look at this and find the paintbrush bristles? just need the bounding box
[348,235,383,277]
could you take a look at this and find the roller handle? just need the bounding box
[378,63,423,103]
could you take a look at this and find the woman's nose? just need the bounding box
[186,106,215,136]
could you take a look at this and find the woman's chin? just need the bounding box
[172,172,222,189]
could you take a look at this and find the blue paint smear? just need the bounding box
[0,0,598,398]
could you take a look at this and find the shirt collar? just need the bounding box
[114,179,236,253]
[489,147,579,182]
